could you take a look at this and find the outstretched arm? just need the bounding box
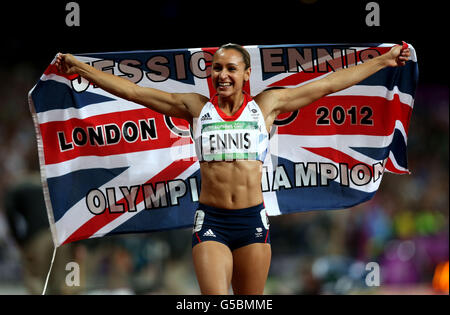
[258,44,411,116]
[55,53,206,120]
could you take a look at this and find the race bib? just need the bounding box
[201,121,261,161]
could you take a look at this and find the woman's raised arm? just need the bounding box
[257,43,411,116]
[55,53,207,120]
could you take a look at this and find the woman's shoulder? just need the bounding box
[180,92,209,118]
[253,88,284,111]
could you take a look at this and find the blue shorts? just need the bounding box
[192,202,270,251]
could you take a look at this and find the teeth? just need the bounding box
[219,82,231,86]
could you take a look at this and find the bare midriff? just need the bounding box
[198,160,263,209]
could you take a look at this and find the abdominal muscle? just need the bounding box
[198,160,264,209]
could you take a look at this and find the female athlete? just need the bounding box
[56,42,410,294]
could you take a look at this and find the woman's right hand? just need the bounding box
[55,53,80,75]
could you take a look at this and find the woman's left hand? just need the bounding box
[385,42,411,67]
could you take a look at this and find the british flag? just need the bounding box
[28,43,418,247]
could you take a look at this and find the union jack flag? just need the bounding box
[28,43,418,247]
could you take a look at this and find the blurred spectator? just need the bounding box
[3,149,81,294]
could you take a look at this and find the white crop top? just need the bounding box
[193,93,269,162]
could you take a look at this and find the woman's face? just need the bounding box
[212,48,251,98]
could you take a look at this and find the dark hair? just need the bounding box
[217,43,251,70]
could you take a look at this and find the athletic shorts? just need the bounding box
[192,202,270,251]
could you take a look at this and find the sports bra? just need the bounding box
[193,92,269,162]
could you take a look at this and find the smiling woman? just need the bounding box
[55,42,410,294]
[211,44,251,108]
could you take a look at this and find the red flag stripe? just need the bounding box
[276,94,412,136]
[385,157,410,174]
[40,108,193,164]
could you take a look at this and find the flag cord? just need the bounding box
[42,246,57,295]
